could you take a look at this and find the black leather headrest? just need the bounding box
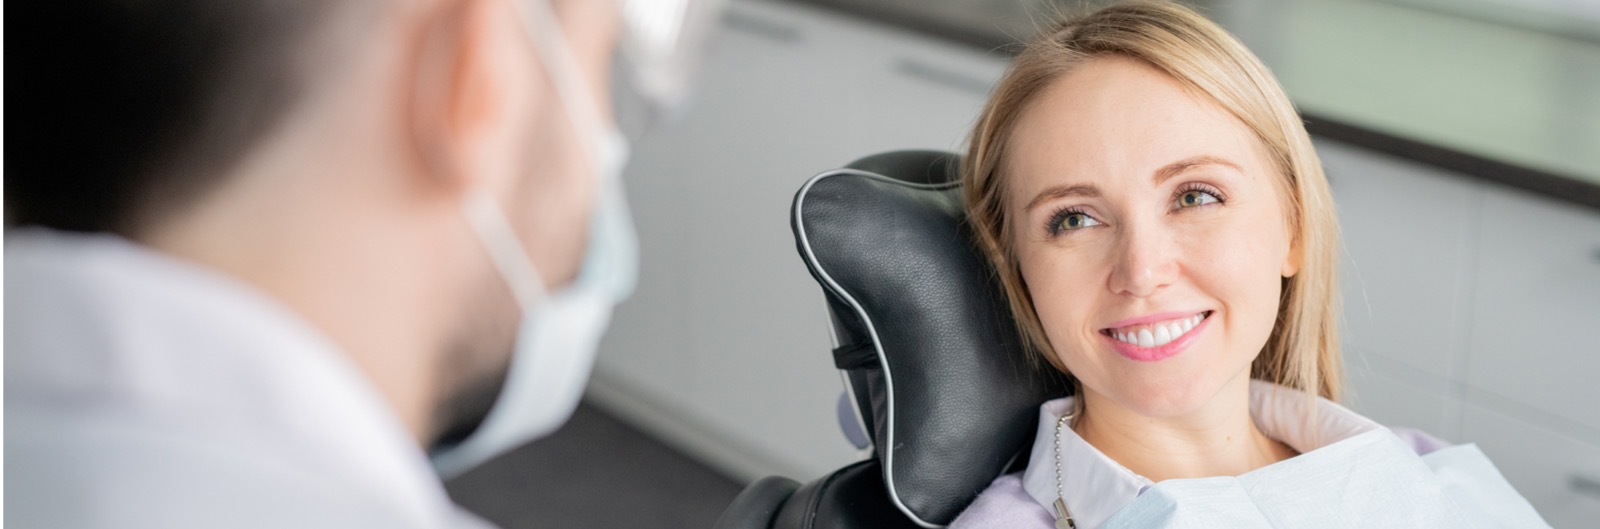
[791,150,1069,527]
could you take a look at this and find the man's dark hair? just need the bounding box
[7,1,343,235]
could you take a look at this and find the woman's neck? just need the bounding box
[1072,377,1298,482]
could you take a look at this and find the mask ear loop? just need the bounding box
[511,0,613,174]
[463,188,549,310]
[413,13,549,311]
[465,0,618,312]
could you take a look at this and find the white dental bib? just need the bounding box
[1016,380,1548,529]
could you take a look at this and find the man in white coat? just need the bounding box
[6,0,712,527]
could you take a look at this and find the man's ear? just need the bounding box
[408,0,525,195]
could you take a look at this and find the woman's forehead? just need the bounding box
[1005,56,1269,196]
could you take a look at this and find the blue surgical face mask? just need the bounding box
[430,0,638,479]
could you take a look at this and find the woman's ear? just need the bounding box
[1281,234,1303,278]
[407,0,527,195]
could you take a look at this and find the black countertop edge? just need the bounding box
[1304,115,1600,211]
[781,0,1021,54]
[779,0,1600,212]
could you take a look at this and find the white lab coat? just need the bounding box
[6,229,496,529]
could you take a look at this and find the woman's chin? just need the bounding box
[1090,376,1226,419]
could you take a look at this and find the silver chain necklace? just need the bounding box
[1052,409,1078,529]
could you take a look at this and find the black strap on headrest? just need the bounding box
[831,341,878,370]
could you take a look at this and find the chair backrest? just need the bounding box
[790,150,1070,527]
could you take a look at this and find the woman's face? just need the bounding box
[1006,57,1298,419]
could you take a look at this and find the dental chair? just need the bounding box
[713,151,1071,529]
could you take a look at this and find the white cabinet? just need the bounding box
[1322,136,1600,527]
[591,0,1007,482]
[1455,187,1600,528]
[1459,402,1600,529]
[1465,187,1600,433]
[1317,138,1479,389]
[1318,138,1482,440]
[1341,361,1453,437]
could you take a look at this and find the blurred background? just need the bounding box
[446,0,1600,527]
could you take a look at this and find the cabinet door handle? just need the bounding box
[1571,474,1600,500]
[893,57,993,96]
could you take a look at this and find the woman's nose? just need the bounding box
[1107,223,1180,298]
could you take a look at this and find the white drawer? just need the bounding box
[1464,186,1600,432]
[1458,402,1600,529]
[1317,138,1480,382]
[1341,347,1451,437]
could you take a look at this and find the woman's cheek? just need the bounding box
[1202,225,1287,356]
[1026,251,1105,372]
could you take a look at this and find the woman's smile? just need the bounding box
[1100,310,1213,362]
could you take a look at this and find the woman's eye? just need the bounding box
[1056,211,1101,233]
[1176,189,1220,208]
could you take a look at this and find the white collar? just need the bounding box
[7,229,465,525]
[1019,379,1383,529]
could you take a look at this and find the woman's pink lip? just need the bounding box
[1102,310,1208,331]
[1102,311,1212,362]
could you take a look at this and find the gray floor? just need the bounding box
[445,402,746,529]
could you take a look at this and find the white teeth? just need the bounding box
[1110,312,1208,348]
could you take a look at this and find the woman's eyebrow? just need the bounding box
[1022,156,1240,212]
[1154,155,1241,185]
[1025,183,1099,212]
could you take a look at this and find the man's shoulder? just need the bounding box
[8,408,442,529]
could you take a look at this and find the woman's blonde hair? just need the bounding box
[963,1,1343,400]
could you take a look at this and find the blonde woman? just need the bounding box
[951,2,1545,528]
